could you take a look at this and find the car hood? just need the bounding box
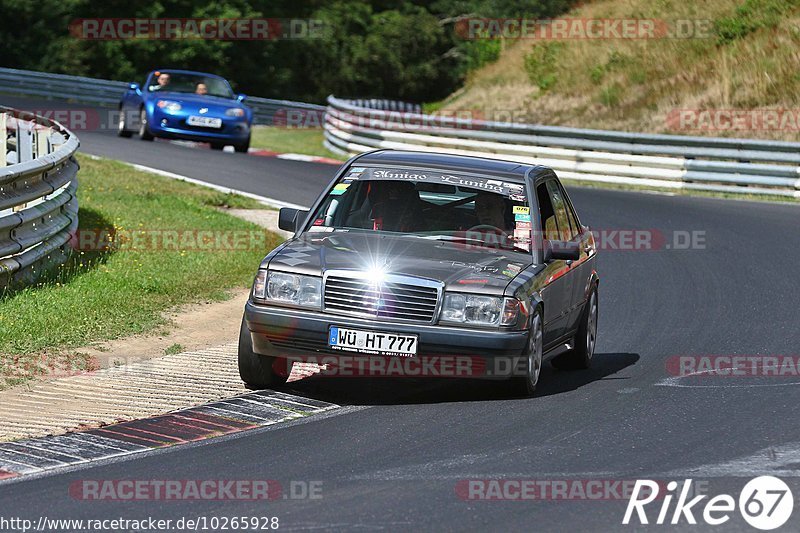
[266,231,534,294]
[149,91,245,110]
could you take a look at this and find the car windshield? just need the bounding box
[147,71,234,98]
[307,166,533,253]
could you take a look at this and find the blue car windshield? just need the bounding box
[147,72,233,98]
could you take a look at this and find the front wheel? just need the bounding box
[138,108,154,141]
[556,286,598,370]
[234,135,250,153]
[117,108,132,137]
[511,310,543,397]
[237,316,288,389]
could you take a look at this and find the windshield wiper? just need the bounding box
[420,234,530,254]
[420,234,496,247]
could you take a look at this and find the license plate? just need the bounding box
[328,326,418,357]
[187,116,222,128]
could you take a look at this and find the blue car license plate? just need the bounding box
[187,116,222,128]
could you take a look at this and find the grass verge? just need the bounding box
[251,126,343,160]
[0,156,280,387]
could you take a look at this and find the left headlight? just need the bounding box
[440,293,520,327]
[252,269,321,309]
[225,108,246,117]
[156,100,181,113]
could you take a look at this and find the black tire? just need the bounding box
[234,135,251,153]
[117,107,132,137]
[139,108,154,141]
[510,309,543,397]
[210,142,225,150]
[238,316,287,389]
[555,286,598,370]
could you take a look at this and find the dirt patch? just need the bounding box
[0,208,298,440]
[78,288,250,371]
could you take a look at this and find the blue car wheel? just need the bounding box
[139,108,154,141]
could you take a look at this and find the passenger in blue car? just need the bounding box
[195,83,208,95]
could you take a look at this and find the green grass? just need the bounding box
[201,190,265,210]
[0,156,281,387]
[164,343,184,355]
[250,126,343,160]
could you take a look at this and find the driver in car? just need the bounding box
[474,191,509,231]
[195,82,208,95]
[148,72,171,91]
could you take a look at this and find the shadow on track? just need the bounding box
[281,352,639,406]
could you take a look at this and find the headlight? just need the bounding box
[225,108,246,117]
[441,293,520,327]
[156,100,181,113]
[252,269,321,309]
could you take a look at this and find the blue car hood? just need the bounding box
[149,91,244,111]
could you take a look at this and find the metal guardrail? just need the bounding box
[324,96,800,198]
[0,67,325,126]
[1,107,79,289]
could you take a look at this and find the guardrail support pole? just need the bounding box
[17,120,34,162]
[0,113,6,167]
[35,126,51,157]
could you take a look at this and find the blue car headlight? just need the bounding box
[225,108,246,118]
[156,100,182,114]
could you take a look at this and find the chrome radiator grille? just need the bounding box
[324,272,441,323]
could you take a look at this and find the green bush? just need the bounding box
[599,83,623,108]
[524,42,564,91]
[714,0,793,44]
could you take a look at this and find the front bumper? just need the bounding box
[150,110,250,142]
[244,300,529,361]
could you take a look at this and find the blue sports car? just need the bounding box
[118,69,253,152]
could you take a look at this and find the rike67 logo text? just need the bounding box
[624,477,793,530]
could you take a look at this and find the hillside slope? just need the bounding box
[439,0,800,140]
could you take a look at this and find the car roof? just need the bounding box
[352,150,551,182]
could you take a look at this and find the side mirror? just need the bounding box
[547,240,580,262]
[278,208,308,233]
[129,82,140,91]
[237,94,247,103]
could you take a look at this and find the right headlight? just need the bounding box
[440,293,520,327]
[252,269,321,309]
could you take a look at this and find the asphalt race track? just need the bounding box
[2,96,800,530]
